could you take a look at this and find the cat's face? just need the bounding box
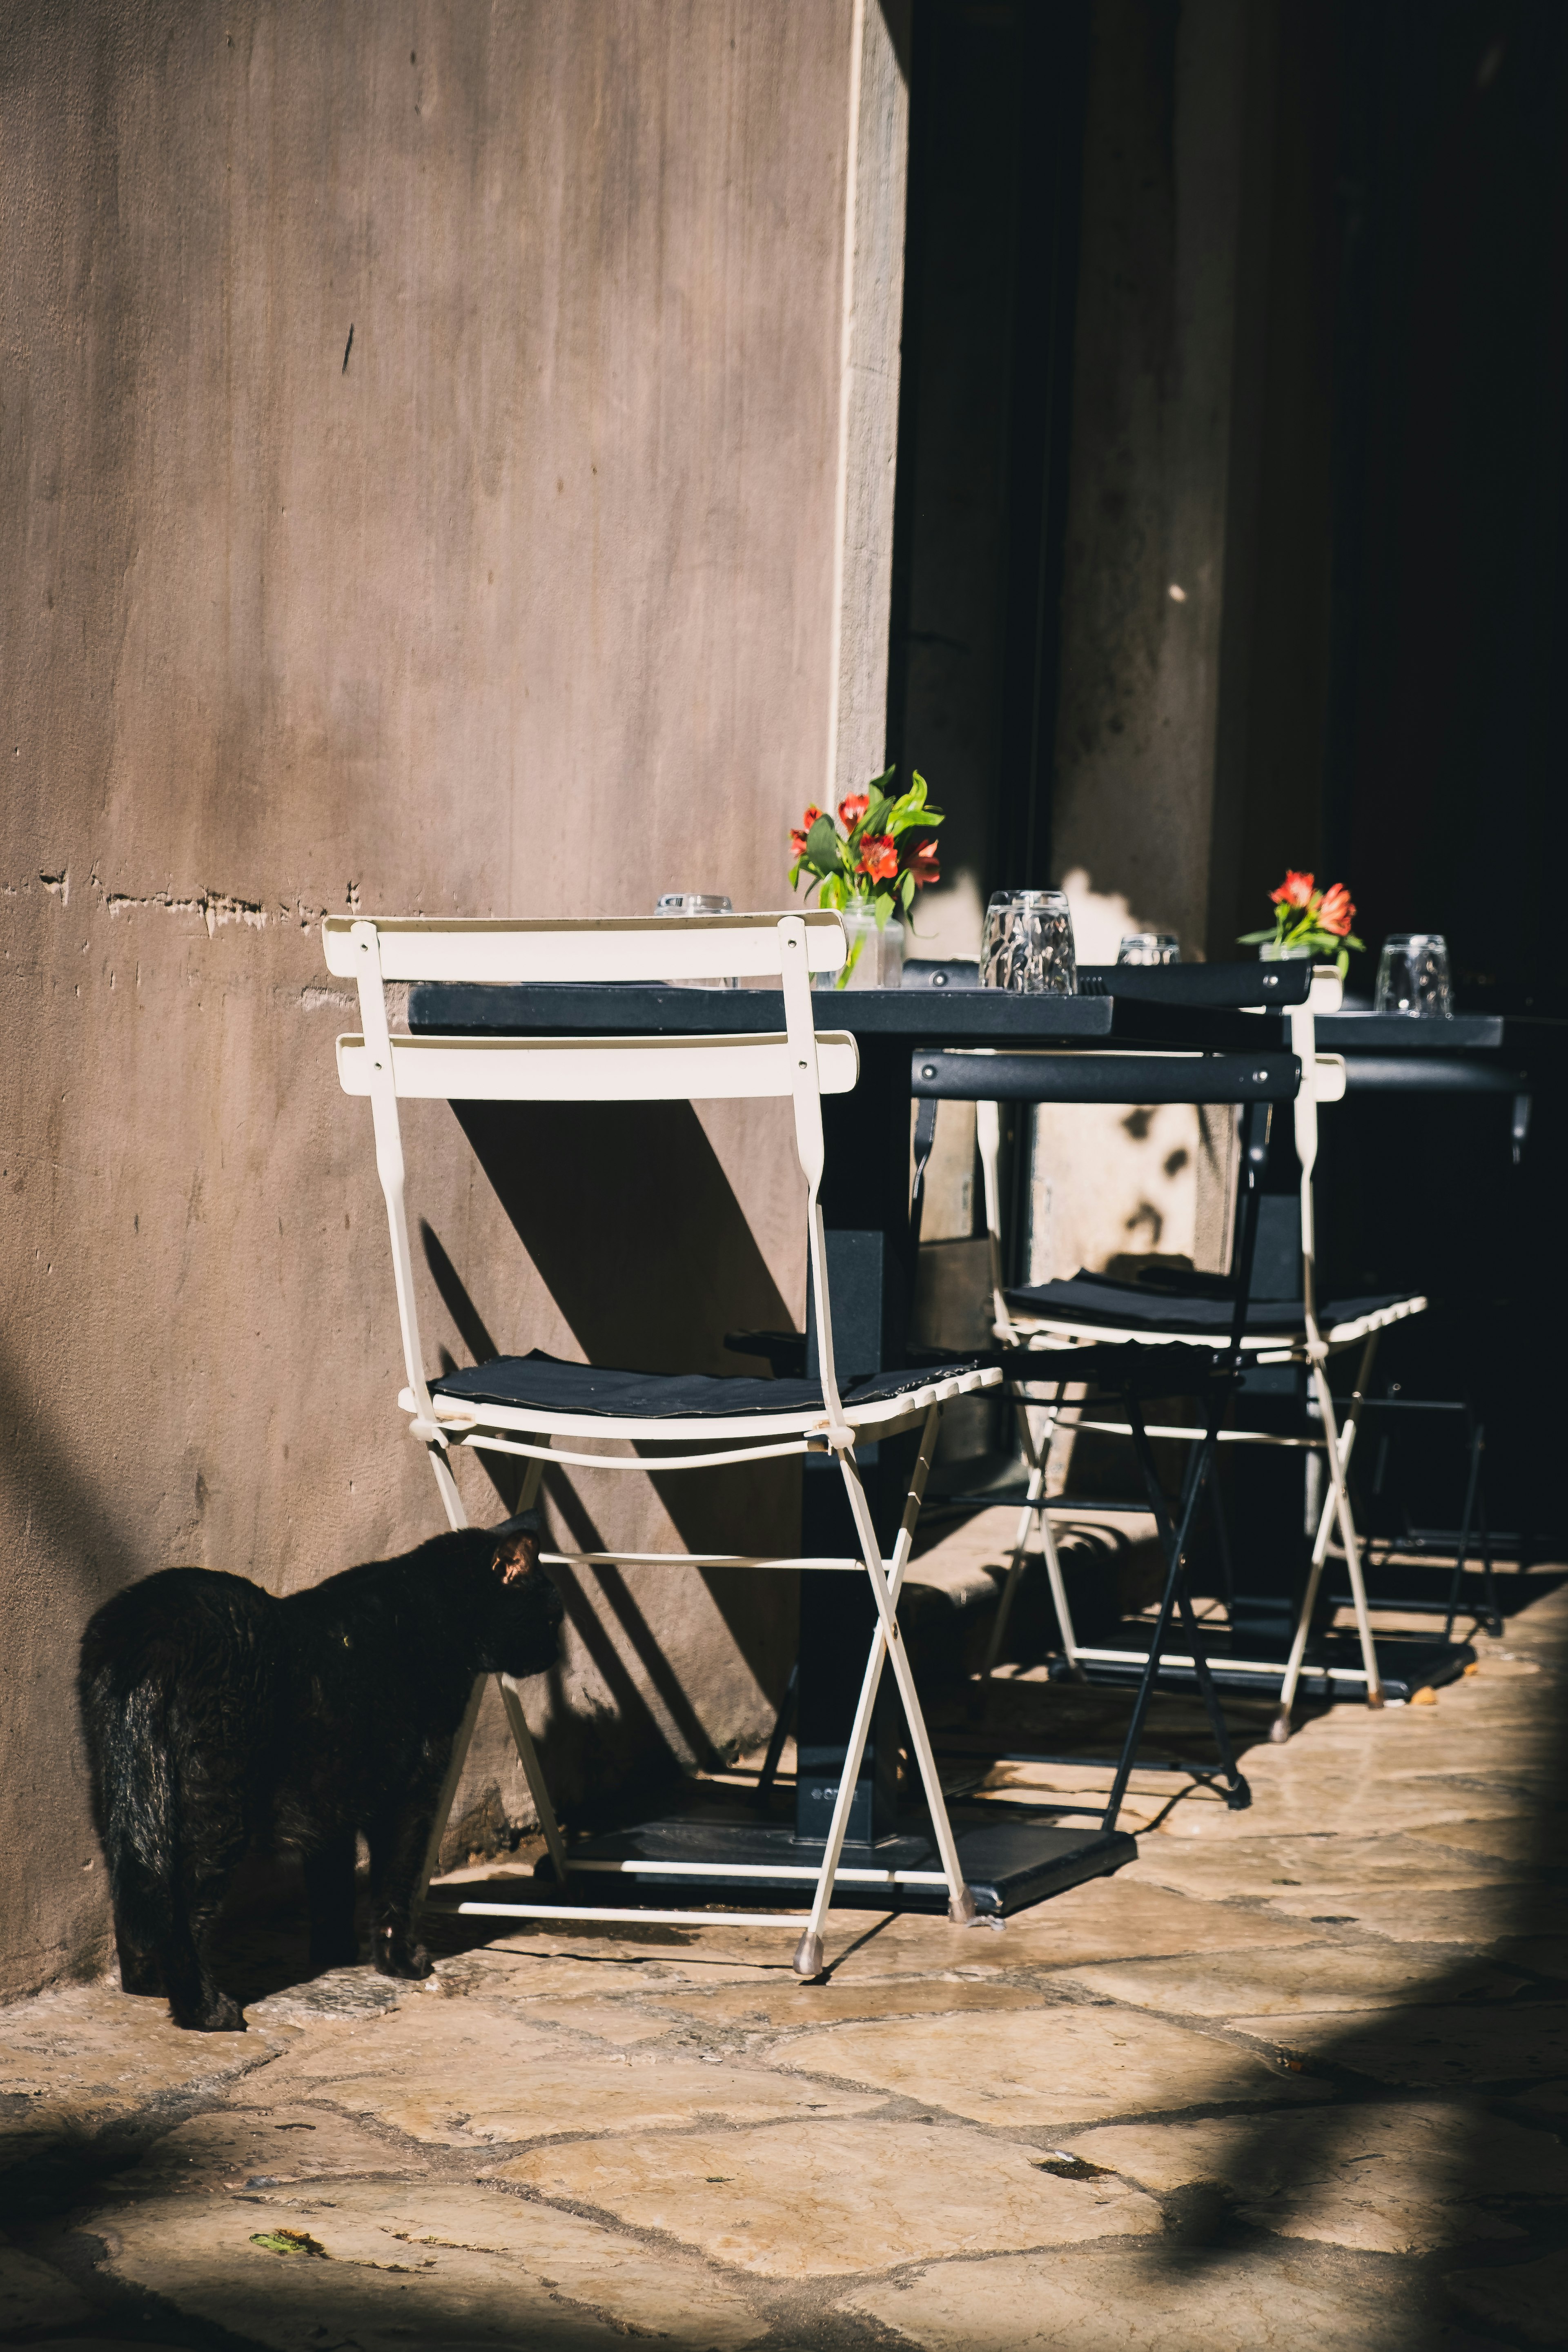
[479,1528,565,1679]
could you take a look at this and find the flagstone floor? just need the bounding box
[4,1564,1567,2352]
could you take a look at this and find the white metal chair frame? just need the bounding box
[325,909,1000,1976]
[969,972,1428,1739]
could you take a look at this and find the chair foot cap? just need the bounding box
[949,1887,979,1925]
[1268,1714,1292,1744]
[792,1931,825,1978]
[1366,1688,1386,1709]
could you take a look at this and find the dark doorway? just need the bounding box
[885,0,1091,920]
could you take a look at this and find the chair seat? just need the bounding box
[425,1349,1001,1441]
[1002,1270,1425,1350]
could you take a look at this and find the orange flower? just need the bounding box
[855,832,898,884]
[1271,870,1315,908]
[1317,882,1356,937]
[909,837,941,888]
[789,804,822,860]
[838,792,871,830]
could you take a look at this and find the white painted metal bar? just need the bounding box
[1070,1645,1376,1684]
[447,1902,815,1927]
[1056,1418,1329,1447]
[323,907,849,984]
[561,1860,951,1885]
[539,1551,863,1572]
[449,1432,817,1471]
[338,1030,861,1105]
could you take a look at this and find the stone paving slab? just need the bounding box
[1055,1945,1521,2017]
[1129,1831,1527,1901]
[257,1994,882,2143]
[88,2177,764,2350]
[1230,2004,1568,2087]
[1067,2100,1568,2253]
[1403,1815,1561,1864]
[0,2243,93,2331]
[1445,2246,1568,2346]
[0,1982,293,2167]
[840,2242,1483,2351]
[1274,1884,1568,1945]
[498,2117,1160,2276]
[760,2001,1329,2127]
[859,1873,1322,1966]
[125,2102,425,2192]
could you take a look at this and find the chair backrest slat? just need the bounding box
[338,1030,860,1104]
[323,911,847,985]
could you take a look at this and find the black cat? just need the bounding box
[78,1515,563,2031]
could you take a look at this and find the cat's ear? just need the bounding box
[491,1528,539,1583]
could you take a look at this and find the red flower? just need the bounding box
[855,832,898,884]
[1271,870,1315,909]
[1317,882,1356,937]
[790,804,822,860]
[838,792,871,830]
[909,836,941,888]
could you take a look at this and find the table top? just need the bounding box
[408,982,1289,1053]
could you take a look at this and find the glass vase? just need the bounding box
[815,906,904,990]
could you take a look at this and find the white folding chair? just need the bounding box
[967,970,1426,1739]
[324,909,1002,1975]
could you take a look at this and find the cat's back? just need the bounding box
[80,1567,281,1697]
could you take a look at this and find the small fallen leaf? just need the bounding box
[249,2229,327,2258]
[1037,2154,1115,2180]
[1411,1686,1438,1706]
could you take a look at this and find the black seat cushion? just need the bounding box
[431,1349,982,1421]
[1002,1269,1413,1338]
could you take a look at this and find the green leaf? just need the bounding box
[805,814,844,874]
[1236,928,1276,944]
[900,869,915,911]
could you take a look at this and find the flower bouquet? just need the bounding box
[1239,871,1363,979]
[788,768,943,987]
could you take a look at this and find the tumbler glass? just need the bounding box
[1116,932,1181,966]
[981,890,1077,994]
[654,892,736,988]
[1374,932,1453,1018]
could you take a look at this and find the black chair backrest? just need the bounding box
[909,1050,1300,1106]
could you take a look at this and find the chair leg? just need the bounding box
[1476,1443,1502,1635]
[498,1679,571,1886]
[1272,1356,1377,1739]
[837,1439,976,1921]
[980,1385,1079,1684]
[754,1661,798,1809]
[1104,1400,1248,1826]
[793,1411,972,1977]
[1443,1413,1483,1642]
[429,1439,468,1530]
[1312,1362,1383,1708]
[1101,1406,1220,1831]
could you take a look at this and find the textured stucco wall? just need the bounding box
[1,1,902,1995]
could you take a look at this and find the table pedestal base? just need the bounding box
[1059,1630,1475,1704]
[446,1790,1134,1920]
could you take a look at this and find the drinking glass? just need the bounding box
[1117,932,1181,966]
[1375,933,1452,1018]
[981,890,1077,994]
[654,892,736,988]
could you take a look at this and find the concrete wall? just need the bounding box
[1,1,904,1996]
[1035,0,1318,1290]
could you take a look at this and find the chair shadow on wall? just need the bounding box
[421,1096,804,1779]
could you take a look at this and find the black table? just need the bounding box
[410,977,1264,1913]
